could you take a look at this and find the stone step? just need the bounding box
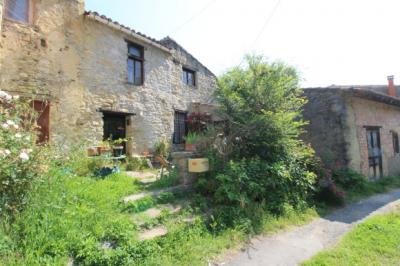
[123,184,191,203]
[138,226,168,241]
[126,171,157,179]
[133,204,183,226]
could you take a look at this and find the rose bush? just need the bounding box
[0,91,48,216]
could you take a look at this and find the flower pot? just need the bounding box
[87,147,98,157]
[113,146,124,157]
[185,143,195,151]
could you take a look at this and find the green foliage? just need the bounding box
[147,168,179,190]
[304,210,400,265]
[123,192,176,213]
[215,55,308,161]
[196,55,318,230]
[125,157,148,171]
[153,138,170,158]
[184,132,200,144]
[0,91,50,216]
[332,168,368,191]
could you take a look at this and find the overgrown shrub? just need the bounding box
[0,91,49,216]
[196,55,318,227]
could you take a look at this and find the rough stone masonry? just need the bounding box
[0,0,217,154]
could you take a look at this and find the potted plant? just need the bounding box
[110,138,127,157]
[184,132,199,151]
[98,141,112,156]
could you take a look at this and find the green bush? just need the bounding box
[125,157,148,171]
[332,168,368,191]
[196,55,317,228]
[0,91,50,216]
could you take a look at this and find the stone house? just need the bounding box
[0,0,217,154]
[303,76,400,179]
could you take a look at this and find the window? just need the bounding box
[393,131,399,154]
[4,0,30,23]
[173,111,187,144]
[182,67,195,86]
[127,43,144,85]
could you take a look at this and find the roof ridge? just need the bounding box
[84,11,169,52]
[159,36,216,77]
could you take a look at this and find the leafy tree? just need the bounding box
[197,55,317,224]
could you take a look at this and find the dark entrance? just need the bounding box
[366,127,383,179]
[103,112,127,153]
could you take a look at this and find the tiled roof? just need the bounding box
[304,86,400,107]
[84,11,170,53]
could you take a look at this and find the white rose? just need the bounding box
[2,123,9,129]
[6,120,15,126]
[0,91,11,99]
[5,149,10,155]
[15,133,22,138]
[13,124,19,129]
[19,152,29,161]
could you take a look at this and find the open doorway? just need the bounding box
[103,112,127,154]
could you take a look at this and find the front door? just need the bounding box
[103,113,126,153]
[366,127,383,179]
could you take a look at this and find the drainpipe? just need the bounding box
[388,75,397,97]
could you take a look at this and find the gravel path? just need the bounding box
[224,189,400,266]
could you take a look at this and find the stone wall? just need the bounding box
[0,1,217,154]
[348,96,400,177]
[0,0,3,32]
[302,89,349,170]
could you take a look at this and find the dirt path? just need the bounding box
[224,189,400,266]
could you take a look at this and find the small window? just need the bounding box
[173,111,187,144]
[182,67,196,86]
[4,0,30,23]
[393,131,399,154]
[127,42,144,85]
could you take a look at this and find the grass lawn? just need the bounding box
[0,168,318,266]
[303,207,400,266]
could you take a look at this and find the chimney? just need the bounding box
[388,75,396,97]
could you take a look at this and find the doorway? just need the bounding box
[366,127,383,179]
[103,112,127,154]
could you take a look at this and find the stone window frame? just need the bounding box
[3,0,34,25]
[182,66,196,87]
[126,41,144,86]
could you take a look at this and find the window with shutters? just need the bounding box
[127,42,144,85]
[4,0,31,24]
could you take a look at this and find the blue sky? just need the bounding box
[85,0,400,87]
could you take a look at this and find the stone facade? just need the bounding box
[303,86,400,178]
[0,1,217,154]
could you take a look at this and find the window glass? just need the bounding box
[182,68,195,86]
[134,60,142,85]
[128,45,142,58]
[127,58,134,84]
[5,0,29,23]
